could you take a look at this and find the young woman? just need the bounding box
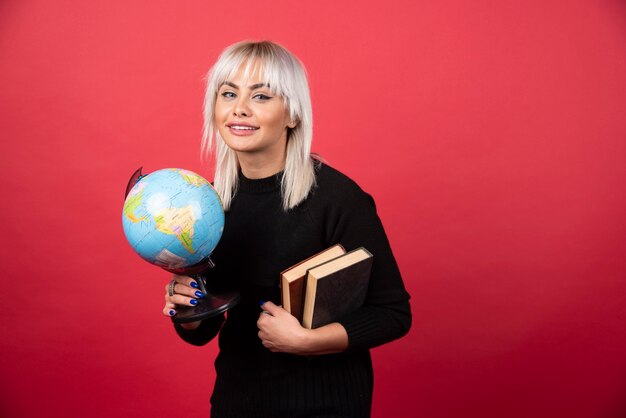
[163,41,411,418]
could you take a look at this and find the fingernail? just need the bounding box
[190,281,199,289]
[195,291,205,298]
[190,299,198,306]
[169,310,175,316]
[259,300,266,306]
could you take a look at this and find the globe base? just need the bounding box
[165,257,240,323]
[171,290,240,323]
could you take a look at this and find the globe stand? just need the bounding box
[164,258,241,324]
[124,166,240,324]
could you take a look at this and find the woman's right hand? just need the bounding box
[163,274,205,329]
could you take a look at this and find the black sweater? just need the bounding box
[175,163,411,418]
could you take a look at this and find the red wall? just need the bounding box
[2,1,626,417]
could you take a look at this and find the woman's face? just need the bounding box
[214,63,294,163]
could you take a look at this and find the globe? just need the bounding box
[122,168,225,272]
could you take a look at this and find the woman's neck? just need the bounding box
[237,151,286,179]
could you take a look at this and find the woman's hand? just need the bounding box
[257,301,349,355]
[163,274,205,330]
[257,301,309,354]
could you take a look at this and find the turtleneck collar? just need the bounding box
[237,170,283,194]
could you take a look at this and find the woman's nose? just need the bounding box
[233,97,250,117]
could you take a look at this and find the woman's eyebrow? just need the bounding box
[219,81,270,90]
[220,81,239,89]
[249,82,269,90]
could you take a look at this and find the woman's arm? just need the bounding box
[257,166,412,354]
[311,169,412,351]
[257,301,348,355]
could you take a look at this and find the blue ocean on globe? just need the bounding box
[122,168,224,271]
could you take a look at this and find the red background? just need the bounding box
[1,1,626,417]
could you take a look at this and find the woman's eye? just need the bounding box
[221,91,236,99]
[253,93,272,101]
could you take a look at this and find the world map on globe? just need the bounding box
[122,168,225,271]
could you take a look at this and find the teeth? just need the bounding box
[231,126,256,130]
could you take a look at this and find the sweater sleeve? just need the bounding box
[309,169,412,351]
[172,313,225,346]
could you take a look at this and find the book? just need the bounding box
[280,244,346,323]
[302,247,373,329]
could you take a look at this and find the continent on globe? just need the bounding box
[123,182,147,223]
[154,205,197,254]
[174,168,210,187]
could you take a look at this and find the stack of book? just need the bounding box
[280,245,373,329]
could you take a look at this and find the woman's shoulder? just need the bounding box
[315,162,359,191]
[310,161,375,207]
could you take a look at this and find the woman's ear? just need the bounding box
[288,119,298,129]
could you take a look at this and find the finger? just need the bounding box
[173,282,206,299]
[258,330,270,346]
[169,293,201,307]
[257,314,269,331]
[162,306,176,317]
[163,299,177,316]
[261,301,281,315]
[257,312,276,334]
[261,339,276,352]
[164,280,205,300]
[173,274,200,289]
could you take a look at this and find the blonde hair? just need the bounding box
[202,41,316,211]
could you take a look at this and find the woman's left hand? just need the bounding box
[257,301,310,354]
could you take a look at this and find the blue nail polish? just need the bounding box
[190,299,198,306]
[190,281,199,289]
[169,310,175,316]
[259,300,266,306]
[195,291,205,298]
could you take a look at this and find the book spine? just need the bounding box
[281,277,291,313]
[301,273,317,329]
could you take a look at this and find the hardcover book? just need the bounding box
[280,244,346,323]
[302,247,373,329]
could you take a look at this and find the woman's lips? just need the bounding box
[227,123,259,136]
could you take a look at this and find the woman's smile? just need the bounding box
[226,121,260,135]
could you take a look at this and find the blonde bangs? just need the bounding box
[208,45,298,115]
